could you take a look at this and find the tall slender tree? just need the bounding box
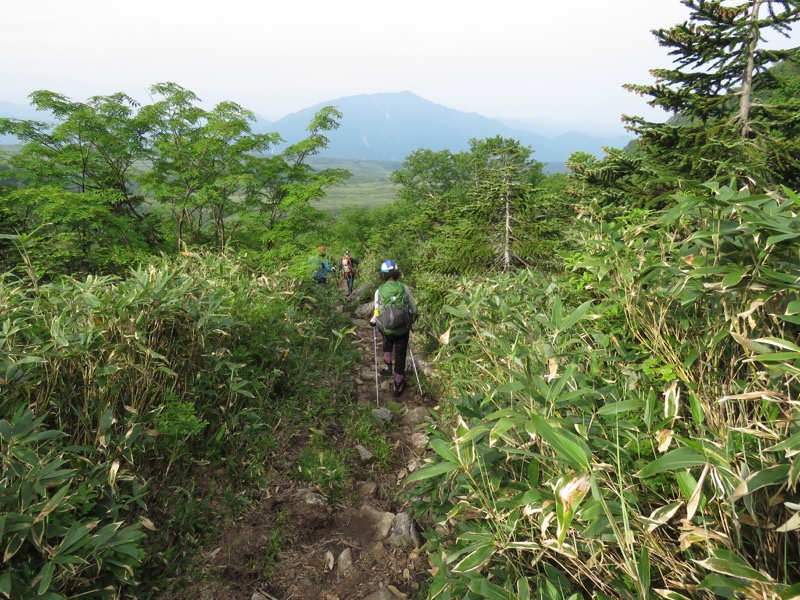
[467,137,543,271]
[624,0,800,190]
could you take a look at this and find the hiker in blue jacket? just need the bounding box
[311,245,335,284]
[369,260,417,396]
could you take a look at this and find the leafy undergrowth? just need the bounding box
[0,252,396,598]
[406,184,800,599]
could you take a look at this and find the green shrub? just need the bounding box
[0,407,146,599]
[408,181,800,600]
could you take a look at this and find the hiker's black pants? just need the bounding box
[381,329,409,376]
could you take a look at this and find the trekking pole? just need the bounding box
[408,339,423,397]
[372,325,380,406]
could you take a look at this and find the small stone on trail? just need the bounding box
[372,407,392,422]
[387,513,422,549]
[337,547,355,575]
[355,302,373,320]
[400,407,429,427]
[359,504,396,539]
[409,432,429,451]
[387,584,409,599]
[363,587,397,600]
[355,444,375,462]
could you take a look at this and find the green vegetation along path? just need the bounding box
[165,292,435,600]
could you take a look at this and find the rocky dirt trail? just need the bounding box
[182,290,436,600]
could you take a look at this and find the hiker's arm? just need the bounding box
[370,289,381,326]
[405,286,418,317]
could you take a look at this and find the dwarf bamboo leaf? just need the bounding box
[454,542,496,574]
[751,337,800,352]
[730,332,774,355]
[730,464,790,502]
[759,267,800,288]
[637,547,650,597]
[489,417,518,447]
[764,431,800,458]
[695,549,773,583]
[551,297,563,330]
[766,232,800,246]
[643,501,683,532]
[456,424,490,445]
[525,414,591,472]
[496,380,525,394]
[0,571,10,596]
[779,584,800,599]
[746,350,800,362]
[516,578,531,600]
[0,419,11,441]
[689,392,705,425]
[54,522,94,558]
[467,576,512,599]
[404,461,460,483]
[32,484,71,523]
[637,447,707,478]
[557,300,594,333]
[430,438,460,464]
[36,561,55,595]
[643,389,657,432]
[697,573,753,595]
[721,268,748,288]
[598,398,642,415]
[3,534,24,562]
[775,512,800,532]
[789,456,800,489]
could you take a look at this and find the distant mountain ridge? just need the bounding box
[1,93,632,164]
[260,92,631,164]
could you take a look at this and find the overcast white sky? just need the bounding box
[2,1,797,135]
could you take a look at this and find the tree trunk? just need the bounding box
[738,0,765,138]
[504,181,512,272]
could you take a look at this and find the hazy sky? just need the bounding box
[2,1,796,135]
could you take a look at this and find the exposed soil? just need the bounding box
[158,288,436,600]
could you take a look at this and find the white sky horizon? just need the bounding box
[3,1,798,137]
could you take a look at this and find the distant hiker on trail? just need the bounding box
[369,260,417,397]
[311,245,335,284]
[341,250,360,295]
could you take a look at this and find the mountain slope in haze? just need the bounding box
[2,94,632,163]
[261,91,632,163]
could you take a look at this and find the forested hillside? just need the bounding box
[2,1,800,599]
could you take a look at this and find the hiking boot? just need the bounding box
[393,380,406,397]
[380,364,392,377]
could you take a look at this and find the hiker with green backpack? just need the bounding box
[369,260,418,397]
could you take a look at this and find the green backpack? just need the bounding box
[377,281,411,334]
